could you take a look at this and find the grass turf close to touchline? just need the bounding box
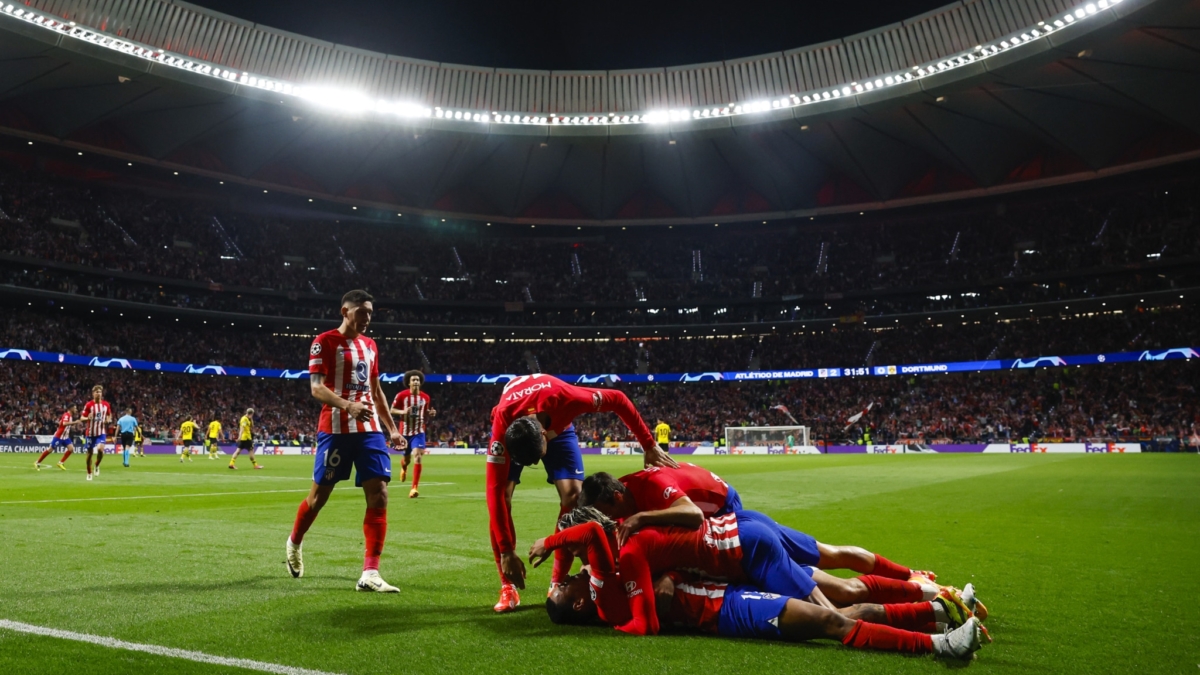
[0,453,1197,674]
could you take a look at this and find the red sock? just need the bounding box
[36,449,53,464]
[550,503,574,583]
[411,463,422,489]
[842,620,933,654]
[290,500,318,545]
[882,602,936,630]
[60,449,73,463]
[872,554,912,580]
[859,575,923,603]
[363,507,387,572]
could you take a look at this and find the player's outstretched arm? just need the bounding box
[486,426,523,588]
[592,389,677,468]
[616,496,705,547]
[614,541,660,636]
[532,522,616,574]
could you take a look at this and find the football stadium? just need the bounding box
[1,0,1198,671]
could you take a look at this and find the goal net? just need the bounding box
[724,426,810,451]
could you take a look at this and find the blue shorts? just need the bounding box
[776,522,820,567]
[87,435,106,450]
[51,437,72,449]
[508,426,584,485]
[735,510,817,598]
[403,433,426,456]
[313,432,392,487]
[716,585,790,640]
[714,484,744,516]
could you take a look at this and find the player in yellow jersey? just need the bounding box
[654,419,672,454]
[206,417,223,460]
[229,408,261,470]
[133,423,145,457]
[179,416,197,463]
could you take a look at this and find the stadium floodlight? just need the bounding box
[3,0,1117,133]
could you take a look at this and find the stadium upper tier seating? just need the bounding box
[1,165,1196,330]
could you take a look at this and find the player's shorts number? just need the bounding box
[325,448,342,467]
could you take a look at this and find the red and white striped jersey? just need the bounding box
[81,400,111,437]
[308,329,381,434]
[54,411,73,439]
[664,573,727,634]
[392,390,431,436]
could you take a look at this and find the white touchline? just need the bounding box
[0,489,307,505]
[0,620,345,675]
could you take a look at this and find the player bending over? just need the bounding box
[286,290,406,592]
[116,408,138,467]
[581,465,937,582]
[485,373,676,613]
[206,415,223,460]
[79,385,112,481]
[35,404,79,471]
[390,370,436,498]
[229,408,260,469]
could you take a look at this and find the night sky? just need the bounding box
[191,0,947,71]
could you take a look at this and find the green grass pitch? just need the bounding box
[0,452,1197,674]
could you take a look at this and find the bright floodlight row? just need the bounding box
[1,0,1122,128]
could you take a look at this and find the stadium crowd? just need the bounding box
[3,306,1196,374]
[0,166,1196,313]
[2,360,1196,447]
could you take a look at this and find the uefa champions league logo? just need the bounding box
[0,349,33,360]
[88,357,132,369]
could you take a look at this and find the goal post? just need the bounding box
[724,426,810,451]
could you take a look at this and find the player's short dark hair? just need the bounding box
[545,597,592,625]
[504,416,544,466]
[404,370,425,387]
[579,472,628,507]
[341,289,374,306]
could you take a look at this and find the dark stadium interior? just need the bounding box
[0,0,1196,450]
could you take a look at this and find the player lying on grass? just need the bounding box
[580,464,938,586]
[485,374,677,612]
[285,290,407,593]
[530,512,987,660]
[648,571,987,660]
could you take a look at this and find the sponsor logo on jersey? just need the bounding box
[625,581,642,597]
[663,486,678,500]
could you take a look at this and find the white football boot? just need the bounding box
[285,538,304,578]
[355,571,399,593]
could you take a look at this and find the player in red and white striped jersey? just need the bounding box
[390,370,436,498]
[34,404,79,471]
[286,290,406,593]
[79,385,112,481]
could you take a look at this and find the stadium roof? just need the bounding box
[0,0,1197,225]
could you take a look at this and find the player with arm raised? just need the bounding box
[486,373,677,613]
[390,370,436,498]
[35,404,79,471]
[79,386,112,481]
[285,290,406,592]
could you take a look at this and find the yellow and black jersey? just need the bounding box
[180,420,197,441]
[238,415,253,441]
[207,420,222,439]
